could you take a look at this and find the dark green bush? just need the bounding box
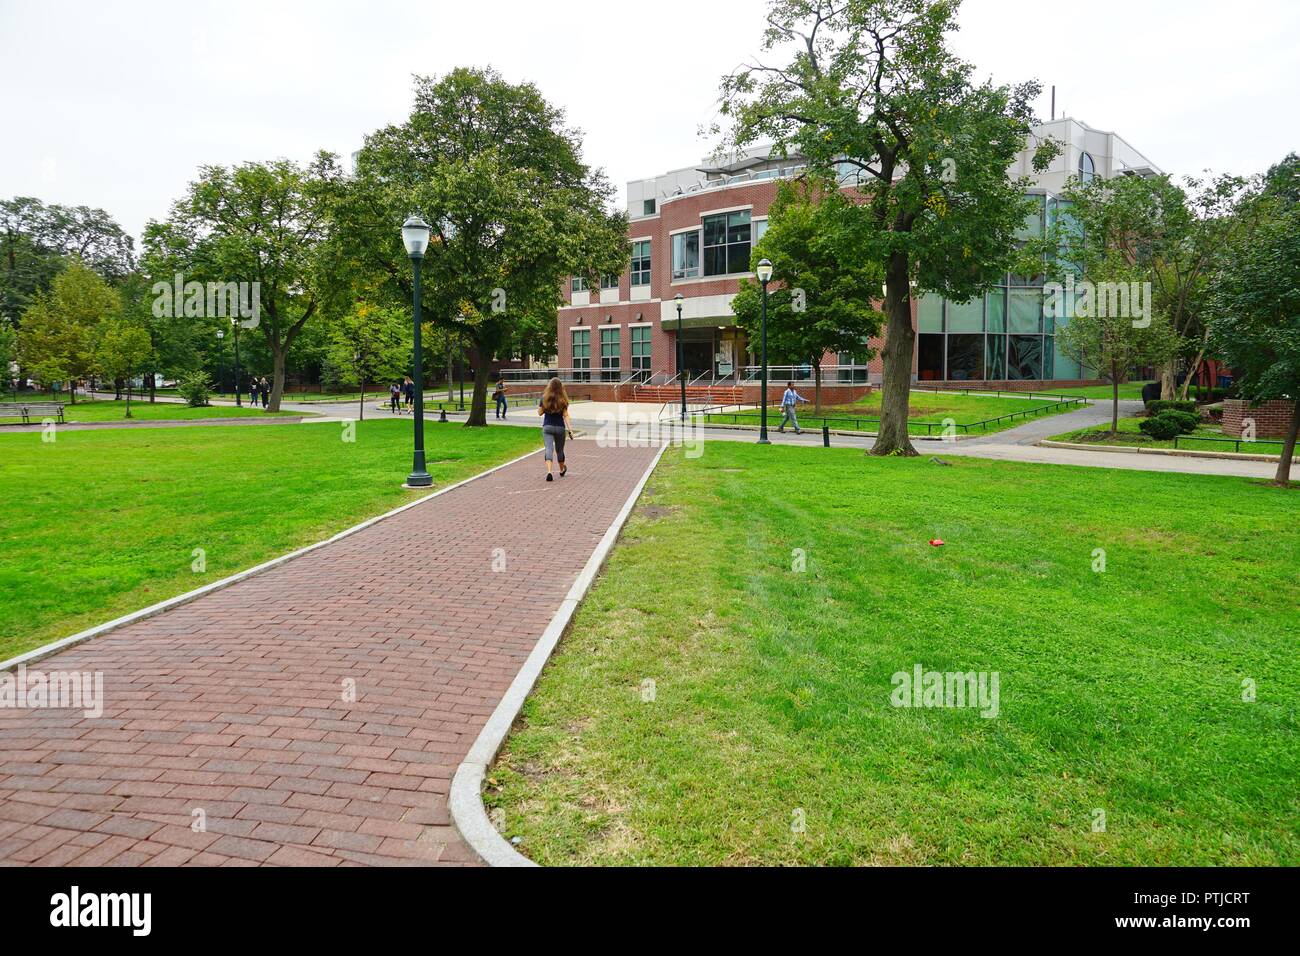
[1140,413,1189,440]
[1148,399,1197,416]
[1166,410,1201,433]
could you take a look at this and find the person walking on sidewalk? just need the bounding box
[778,381,809,434]
[537,377,574,481]
[493,379,508,419]
[403,376,415,411]
[389,382,401,413]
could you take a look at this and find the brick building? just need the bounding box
[555,117,1162,395]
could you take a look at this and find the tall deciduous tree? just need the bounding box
[730,182,883,412]
[17,259,121,401]
[332,68,627,426]
[1,197,135,323]
[1209,155,1300,486]
[719,0,1057,455]
[144,155,342,411]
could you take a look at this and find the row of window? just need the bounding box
[572,211,770,293]
[570,326,652,381]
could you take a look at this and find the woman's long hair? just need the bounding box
[541,377,569,414]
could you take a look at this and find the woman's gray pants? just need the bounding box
[542,424,566,462]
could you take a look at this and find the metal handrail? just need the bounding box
[1172,435,1292,456]
[679,396,1088,434]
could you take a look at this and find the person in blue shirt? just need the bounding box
[778,382,809,434]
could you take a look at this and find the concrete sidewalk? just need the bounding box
[0,440,660,866]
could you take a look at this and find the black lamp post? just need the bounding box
[230,318,242,407]
[216,329,225,398]
[402,215,432,488]
[756,258,773,444]
[675,293,686,423]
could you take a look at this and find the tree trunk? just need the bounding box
[1274,405,1298,487]
[464,345,490,427]
[1160,361,1176,401]
[358,379,365,422]
[446,338,453,405]
[149,374,156,403]
[1111,373,1120,436]
[268,348,286,412]
[1178,333,1210,402]
[870,254,917,457]
[813,360,823,416]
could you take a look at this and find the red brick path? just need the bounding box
[0,440,659,866]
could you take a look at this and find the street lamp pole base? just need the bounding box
[403,474,433,490]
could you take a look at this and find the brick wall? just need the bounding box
[1221,399,1297,439]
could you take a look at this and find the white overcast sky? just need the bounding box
[2,0,1297,241]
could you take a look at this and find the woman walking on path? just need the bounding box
[537,377,574,482]
[403,376,415,411]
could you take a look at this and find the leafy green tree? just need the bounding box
[1,197,135,324]
[0,321,15,391]
[1046,172,1247,401]
[93,320,154,417]
[324,302,411,420]
[730,183,883,412]
[145,155,342,411]
[17,259,121,401]
[718,0,1058,455]
[1209,156,1300,486]
[331,68,627,426]
[1054,264,1180,436]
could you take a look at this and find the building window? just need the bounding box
[631,240,651,286]
[631,326,651,372]
[571,276,588,293]
[672,231,700,280]
[600,274,620,290]
[642,199,656,216]
[753,218,769,246]
[1078,152,1096,184]
[600,327,620,382]
[703,209,752,276]
[572,328,590,381]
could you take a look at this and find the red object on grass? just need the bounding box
[929,538,945,547]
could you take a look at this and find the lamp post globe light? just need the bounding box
[674,293,686,422]
[755,258,774,445]
[402,215,432,488]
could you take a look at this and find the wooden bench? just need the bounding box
[1,401,67,424]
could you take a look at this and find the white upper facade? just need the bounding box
[625,118,1162,218]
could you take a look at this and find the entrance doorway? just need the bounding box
[681,342,713,379]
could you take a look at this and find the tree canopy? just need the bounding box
[331,67,627,425]
[719,0,1057,454]
[730,182,883,412]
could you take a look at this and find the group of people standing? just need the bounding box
[246,377,270,407]
[388,377,415,413]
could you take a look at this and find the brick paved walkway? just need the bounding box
[0,440,659,866]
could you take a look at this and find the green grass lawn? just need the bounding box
[0,419,538,660]
[707,390,1084,435]
[0,398,303,423]
[1056,381,1153,400]
[489,443,1298,865]
[1051,416,1291,457]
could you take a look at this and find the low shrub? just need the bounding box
[1148,399,1197,416]
[1140,412,1192,440]
[1165,410,1201,434]
[177,371,212,407]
